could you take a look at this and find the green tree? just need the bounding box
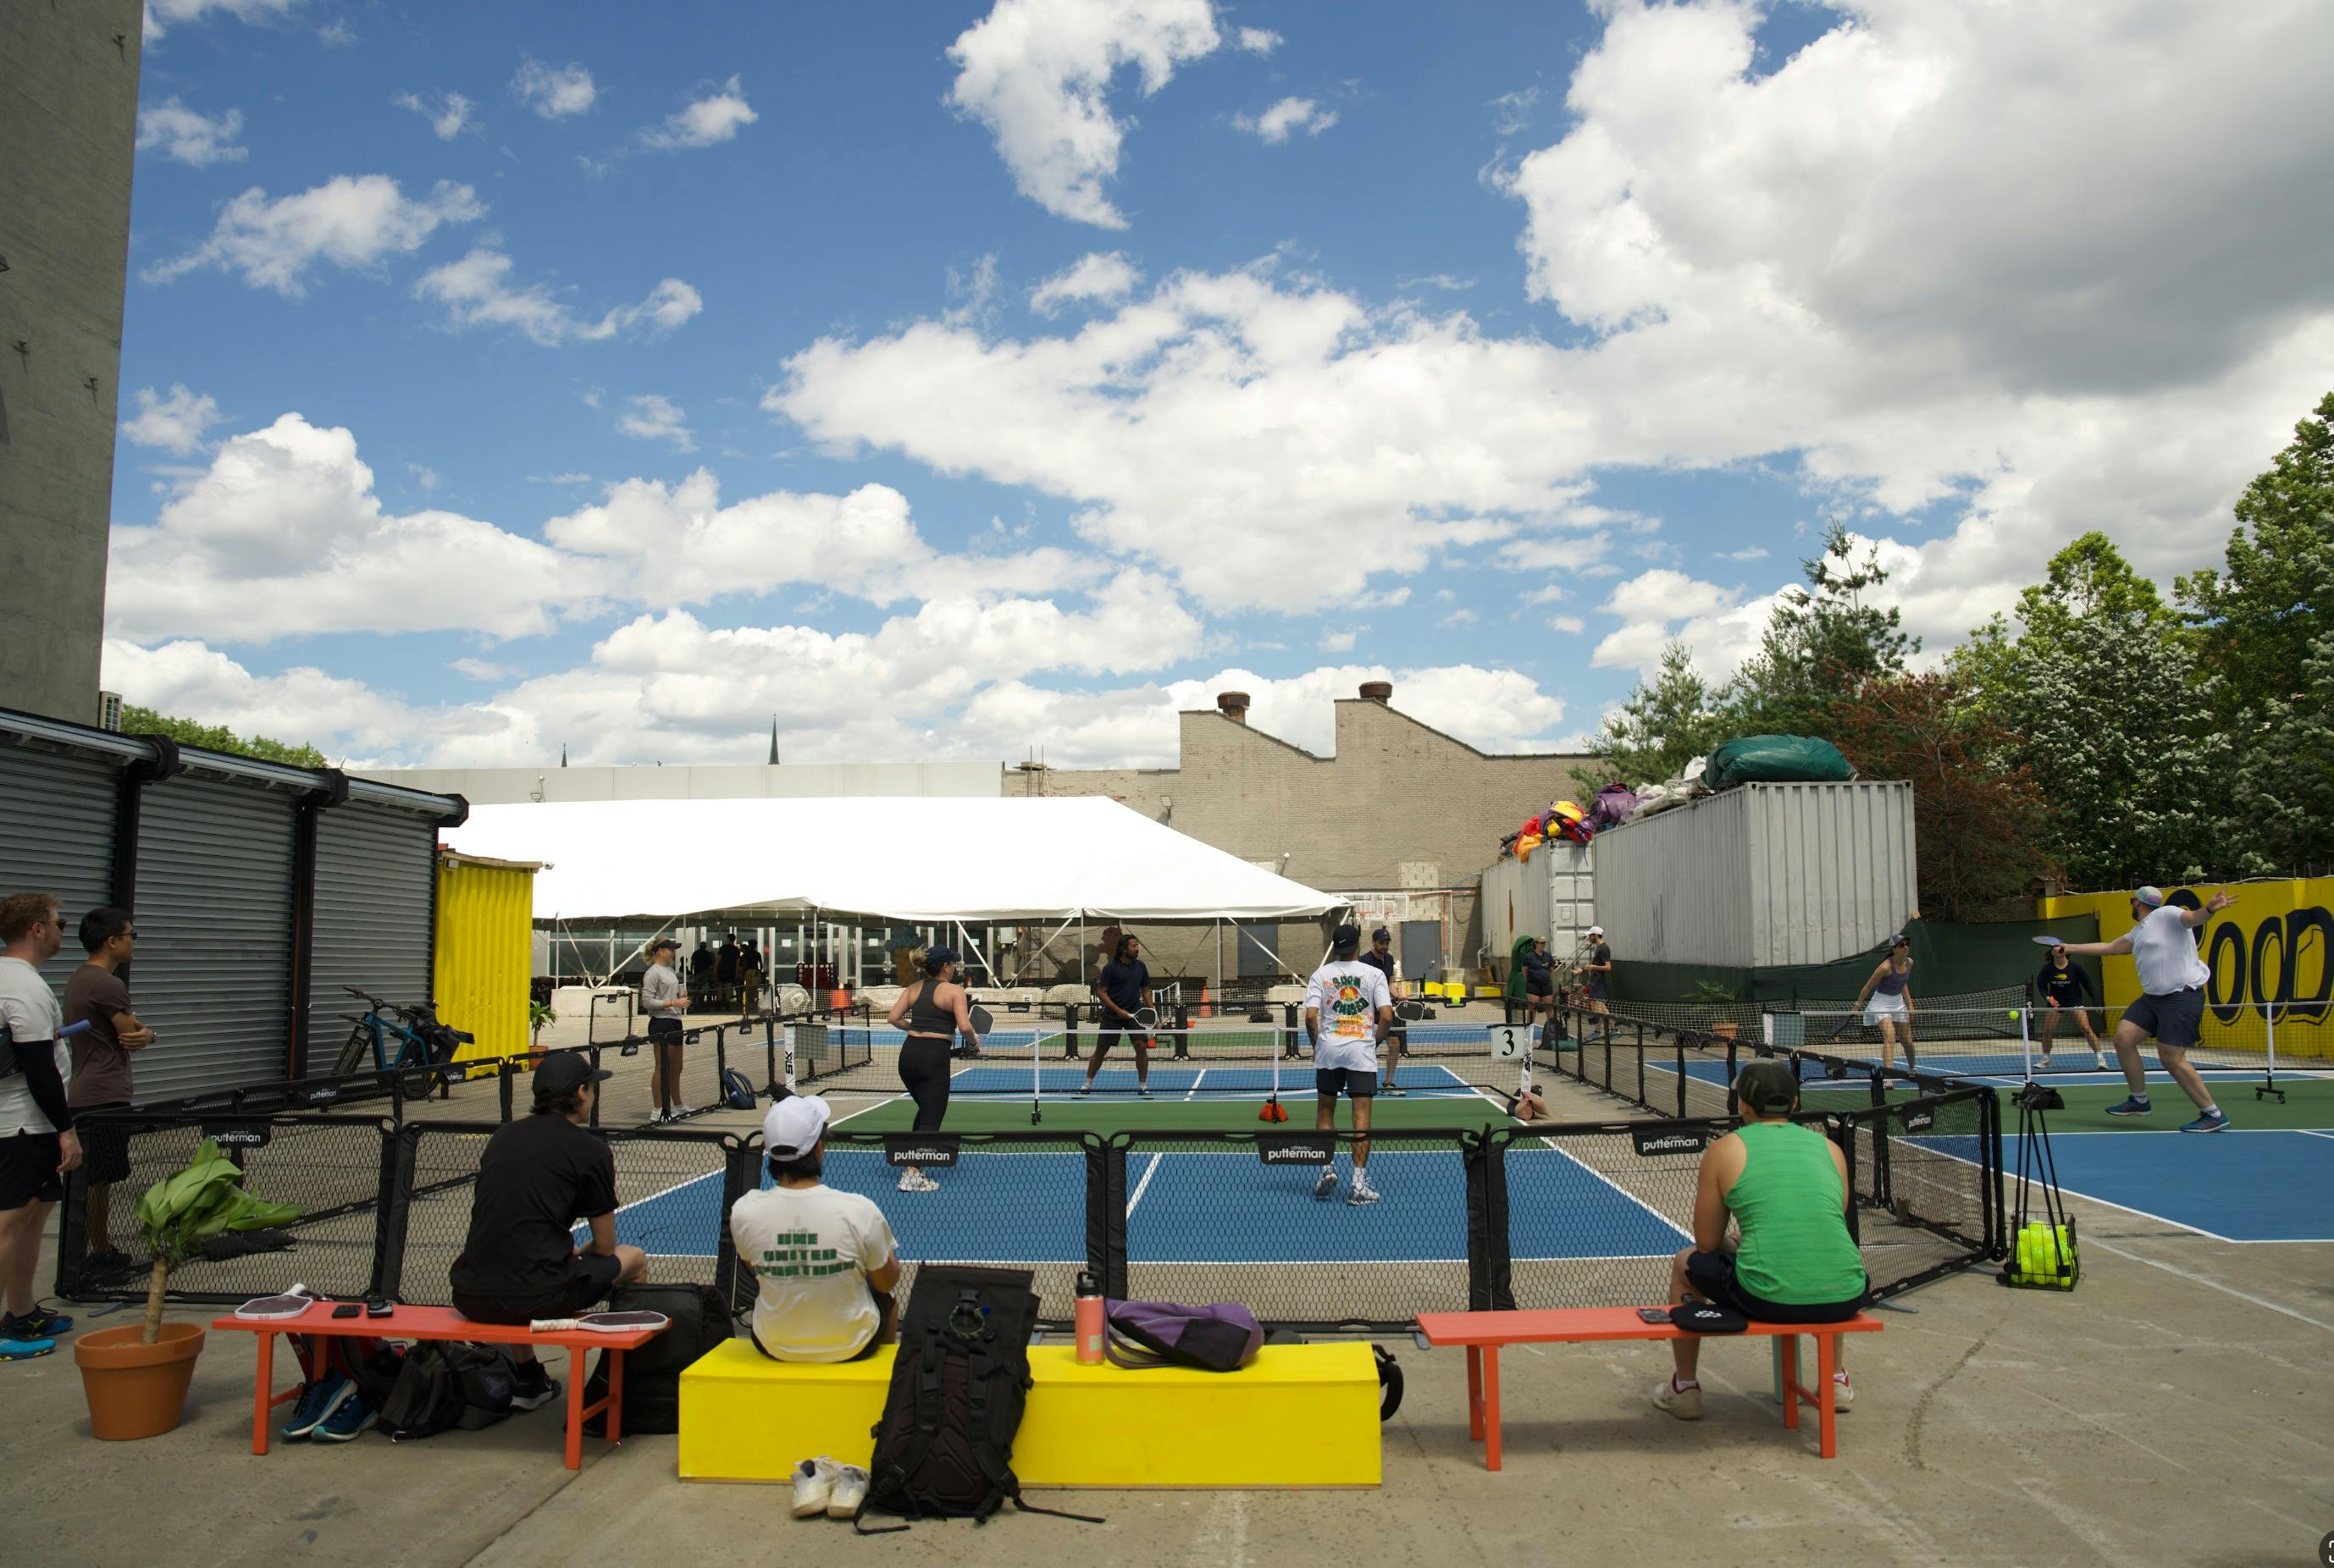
[1586,641,1732,787]
[1730,524,1916,736]
[2226,627,2334,875]
[1824,671,2052,919]
[122,704,329,768]
[2177,389,2334,723]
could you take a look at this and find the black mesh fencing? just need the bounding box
[57,1113,396,1304]
[385,1121,744,1307]
[589,991,636,1045]
[1116,1128,1480,1331]
[726,1129,1110,1327]
[1547,1004,1739,1120]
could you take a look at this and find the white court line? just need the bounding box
[1182,1069,1208,1102]
[2298,1129,2334,1142]
[1504,1143,1695,1244]
[1126,1152,1164,1216]
[1902,1135,2331,1245]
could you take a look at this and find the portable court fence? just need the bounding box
[62,1092,2000,1327]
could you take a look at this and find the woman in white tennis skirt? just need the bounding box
[1852,932,1916,1074]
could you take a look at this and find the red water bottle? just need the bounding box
[1075,1271,1105,1365]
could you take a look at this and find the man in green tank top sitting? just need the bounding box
[1656,1058,1869,1421]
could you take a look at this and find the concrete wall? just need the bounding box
[354,760,1003,803]
[1018,689,1591,986]
[0,0,141,724]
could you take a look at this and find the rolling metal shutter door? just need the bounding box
[308,803,439,1073]
[131,776,298,1102]
[0,745,121,997]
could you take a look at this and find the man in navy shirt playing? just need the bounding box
[1080,934,1154,1097]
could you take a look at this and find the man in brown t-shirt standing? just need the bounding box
[63,908,154,1275]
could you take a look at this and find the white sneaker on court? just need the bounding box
[1312,1168,1338,1201]
[1831,1372,1853,1411]
[825,1465,870,1519]
[1652,1377,1703,1420]
[897,1169,939,1193]
[1347,1179,1380,1206]
[791,1456,840,1517]
[2093,1054,2110,1071]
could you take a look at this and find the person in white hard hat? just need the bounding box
[728,1095,903,1362]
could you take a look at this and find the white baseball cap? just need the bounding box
[1587,925,1605,936]
[2132,886,2166,908]
[762,1095,831,1159]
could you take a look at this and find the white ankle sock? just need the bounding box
[1671,1376,1698,1391]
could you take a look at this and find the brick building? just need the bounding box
[1010,683,1594,992]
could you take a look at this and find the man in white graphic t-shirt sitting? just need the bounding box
[728,1096,902,1361]
[1303,924,1395,1206]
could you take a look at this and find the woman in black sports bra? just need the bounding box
[884,945,976,1193]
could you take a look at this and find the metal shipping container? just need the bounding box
[1476,841,1594,977]
[1590,782,1916,969]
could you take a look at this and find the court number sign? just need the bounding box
[1490,1025,1529,1060]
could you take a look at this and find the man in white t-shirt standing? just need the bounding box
[1303,924,1394,1206]
[729,1095,902,1361]
[2060,885,2237,1132]
[0,892,84,1354]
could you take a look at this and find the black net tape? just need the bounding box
[58,1113,395,1303]
[727,1130,1106,1327]
[1116,1128,1479,1331]
[389,1121,742,1307]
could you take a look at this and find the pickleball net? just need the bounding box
[1771,1001,2290,1085]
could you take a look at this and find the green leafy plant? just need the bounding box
[1686,980,1739,1005]
[528,997,557,1046]
[133,1139,301,1344]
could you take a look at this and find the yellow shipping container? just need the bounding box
[434,852,539,1068]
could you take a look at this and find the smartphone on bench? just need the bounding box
[1636,1308,1672,1324]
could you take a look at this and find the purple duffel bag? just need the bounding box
[1103,1300,1264,1372]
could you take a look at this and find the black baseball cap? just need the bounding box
[1331,924,1361,954]
[1735,1058,1799,1116]
[1371,925,1391,942]
[650,936,678,952]
[536,1054,613,1096]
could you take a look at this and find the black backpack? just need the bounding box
[721,1067,757,1109]
[378,1342,517,1440]
[856,1265,1101,1533]
[581,1282,733,1435]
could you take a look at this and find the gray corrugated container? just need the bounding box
[1476,841,1594,975]
[1591,782,1916,969]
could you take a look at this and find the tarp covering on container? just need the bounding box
[1610,914,2104,1008]
[1706,736,1855,790]
[445,797,1345,923]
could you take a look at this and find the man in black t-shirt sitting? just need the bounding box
[1080,935,1153,1097]
[450,1055,649,1407]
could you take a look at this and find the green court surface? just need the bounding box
[834,1090,1531,1136]
[2005,1075,2332,1132]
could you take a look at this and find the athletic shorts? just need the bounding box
[0,1132,66,1211]
[1524,983,1554,1001]
[1315,1067,1377,1099]
[452,1251,622,1325]
[69,1103,132,1184]
[1685,1249,1867,1326]
[2125,986,2204,1050]
[1094,1030,1153,1052]
[1586,978,1610,1000]
[648,1016,684,1045]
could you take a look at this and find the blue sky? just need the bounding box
[104,1,2334,769]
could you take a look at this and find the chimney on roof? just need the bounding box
[1216,691,1251,725]
[1359,681,1393,704]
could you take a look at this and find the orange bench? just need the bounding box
[211,1303,666,1470]
[1413,1306,1883,1466]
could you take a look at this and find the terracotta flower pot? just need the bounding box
[1712,1021,1740,1041]
[75,1322,206,1440]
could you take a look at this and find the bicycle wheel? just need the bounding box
[332,1021,373,1077]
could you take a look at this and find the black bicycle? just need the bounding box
[331,986,473,1095]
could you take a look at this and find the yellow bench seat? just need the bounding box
[678,1339,1380,1488]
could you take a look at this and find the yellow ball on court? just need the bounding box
[2007,1009,2021,1020]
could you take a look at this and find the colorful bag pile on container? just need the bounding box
[1514,799,1595,859]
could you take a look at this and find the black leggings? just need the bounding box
[899,1036,952,1134]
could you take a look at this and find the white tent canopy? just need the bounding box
[444,796,1344,923]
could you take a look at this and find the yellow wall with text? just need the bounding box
[2038,879,2333,1059]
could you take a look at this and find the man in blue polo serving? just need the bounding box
[2058,884,2238,1132]
[1303,924,1394,1206]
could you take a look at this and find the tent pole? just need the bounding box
[956,920,994,986]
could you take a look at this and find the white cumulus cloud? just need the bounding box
[513,58,596,119]
[412,249,701,345]
[945,0,1223,229]
[393,91,475,141]
[642,75,757,149]
[1236,26,1280,54]
[1029,251,1142,313]
[1233,96,1337,143]
[136,99,247,166]
[144,174,484,295]
[615,395,695,452]
[120,384,224,454]
[143,0,299,44]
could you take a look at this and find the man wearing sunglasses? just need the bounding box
[64,908,157,1278]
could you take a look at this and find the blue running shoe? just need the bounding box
[282,1372,353,1439]
[312,1394,378,1442]
[2180,1109,2230,1133]
[3,1308,69,1339]
[0,1335,55,1361]
[2104,1096,2153,1118]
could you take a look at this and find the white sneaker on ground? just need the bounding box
[648,1109,666,1124]
[897,1169,938,1193]
[1652,1377,1704,1420]
[1831,1372,1853,1412]
[791,1456,840,1518]
[2036,1056,2053,1073]
[1312,1168,1338,1201]
[672,1103,696,1118]
[2093,1054,2110,1071]
[1347,1180,1380,1206]
[825,1464,870,1519]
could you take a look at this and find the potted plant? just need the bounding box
[1687,980,1742,1040]
[75,1138,301,1440]
[528,997,557,1061]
